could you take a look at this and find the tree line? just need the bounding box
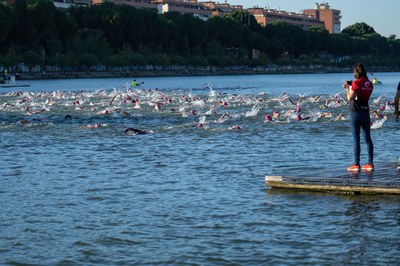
[0,0,399,72]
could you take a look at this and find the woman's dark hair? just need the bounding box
[353,63,367,79]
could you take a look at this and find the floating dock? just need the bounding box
[265,164,400,195]
[0,84,30,88]
[0,75,30,88]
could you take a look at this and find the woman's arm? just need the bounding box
[346,88,356,101]
[394,89,400,115]
[342,82,356,101]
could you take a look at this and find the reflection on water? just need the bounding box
[1,73,400,265]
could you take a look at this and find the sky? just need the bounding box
[226,0,400,37]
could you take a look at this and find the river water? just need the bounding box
[1,73,400,265]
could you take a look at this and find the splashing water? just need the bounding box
[371,116,388,129]
[0,87,391,134]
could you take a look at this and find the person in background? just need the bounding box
[393,82,400,169]
[342,63,374,171]
[131,79,137,87]
[393,82,400,119]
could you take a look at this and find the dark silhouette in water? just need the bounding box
[124,128,149,135]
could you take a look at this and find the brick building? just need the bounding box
[4,0,341,33]
[303,2,341,33]
[155,0,213,20]
[248,7,325,30]
[201,1,244,17]
[106,0,156,9]
[98,0,244,20]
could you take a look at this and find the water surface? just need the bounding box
[1,73,400,265]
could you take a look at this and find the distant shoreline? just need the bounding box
[14,66,400,81]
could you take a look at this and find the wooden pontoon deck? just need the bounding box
[0,83,30,88]
[265,163,400,195]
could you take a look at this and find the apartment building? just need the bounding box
[248,7,325,30]
[107,0,156,9]
[201,1,244,17]
[96,0,244,20]
[5,0,341,33]
[303,2,341,33]
[52,0,104,8]
[155,0,213,20]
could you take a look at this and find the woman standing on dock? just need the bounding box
[342,63,374,171]
[393,81,400,118]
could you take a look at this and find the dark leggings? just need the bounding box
[350,111,373,165]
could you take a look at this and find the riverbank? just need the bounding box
[14,66,400,80]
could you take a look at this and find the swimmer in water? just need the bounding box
[321,112,333,118]
[335,113,346,121]
[84,123,103,129]
[2,102,14,108]
[17,120,31,125]
[219,101,228,107]
[217,113,232,123]
[109,93,119,106]
[371,110,384,119]
[265,115,273,122]
[296,114,310,121]
[228,125,241,131]
[124,128,149,135]
[133,99,141,109]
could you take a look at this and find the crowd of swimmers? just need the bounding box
[2,71,400,170]
[1,82,394,131]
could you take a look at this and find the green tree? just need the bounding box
[25,0,58,58]
[68,29,111,61]
[2,0,400,69]
[328,33,353,56]
[3,48,21,71]
[175,14,208,49]
[55,10,78,43]
[307,26,329,52]
[9,0,76,67]
[79,53,99,70]
[266,21,309,57]
[0,3,13,44]
[224,11,263,34]
[207,16,245,49]
[252,32,281,59]
[171,54,187,65]
[188,55,208,66]
[66,51,79,67]
[47,53,67,71]
[342,22,376,37]
[23,50,40,72]
[131,53,146,66]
